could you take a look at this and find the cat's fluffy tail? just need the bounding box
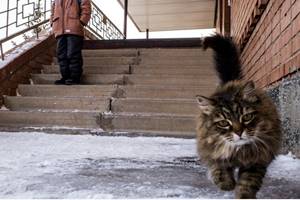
[202,34,242,84]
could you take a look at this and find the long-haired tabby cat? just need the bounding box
[196,34,282,199]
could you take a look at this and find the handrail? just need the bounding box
[0,0,124,60]
[0,20,49,45]
[0,19,49,61]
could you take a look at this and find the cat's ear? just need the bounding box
[196,95,214,115]
[243,81,255,94]
[242,81,259,103]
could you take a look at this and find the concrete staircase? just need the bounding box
[0,48,217,137]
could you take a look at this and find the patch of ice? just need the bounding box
[0,132,299,198]
[267,152,300,181]
[23,126,90,130]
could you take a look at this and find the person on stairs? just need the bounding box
[50,0,91,85]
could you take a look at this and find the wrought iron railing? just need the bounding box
[87,1,124,40]
[0,0,124,60]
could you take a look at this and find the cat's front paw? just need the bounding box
[235,191,256,199]
[216,180,236,191]
[213,176,236,191]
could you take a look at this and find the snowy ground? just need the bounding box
[0,132,299,199]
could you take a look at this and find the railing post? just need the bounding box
[0,43,4,61]
[36,28,39,39]
[123,0,128,39]
[146,29,149,39]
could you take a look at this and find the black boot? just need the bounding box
[65,78,80,85]
[54,78,66,85]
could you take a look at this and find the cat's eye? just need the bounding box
[242,113,254,122]
[216,120,230,128]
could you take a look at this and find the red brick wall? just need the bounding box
[232,0,300,88]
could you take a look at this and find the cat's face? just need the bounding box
[209,102,258,146]
[197,81,261,148]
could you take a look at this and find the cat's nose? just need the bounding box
[234,129,243,137]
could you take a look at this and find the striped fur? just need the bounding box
[196,35,282,198]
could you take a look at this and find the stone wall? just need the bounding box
[267,73,300,156]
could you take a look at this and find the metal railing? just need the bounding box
[86,1,124,40]
[0,0,124,60]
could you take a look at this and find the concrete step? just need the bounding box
[17,84,117,97]
[139,58,212,65]
[131,66,215,75]
[111,98,199,115]
[99,112,196,137]
[0,111,100,129]
[117,85,214,99]
[132,64,214,69]
[31,74,125,85]
[139,48,212,57]
[82,49,138,57]
[53,57,137,65]
[124,74,218,86]
[43,65,130,74]
[32,74,218,86]
[4,96,110,112]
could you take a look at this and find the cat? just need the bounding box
[196,34,282,199]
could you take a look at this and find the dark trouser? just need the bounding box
[56,34,84,81]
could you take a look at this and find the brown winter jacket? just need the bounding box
[50,0,91,38]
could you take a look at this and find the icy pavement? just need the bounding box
[0,132,299,199]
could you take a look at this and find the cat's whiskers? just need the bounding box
[250,140,260,163]
[220,137,237,160]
